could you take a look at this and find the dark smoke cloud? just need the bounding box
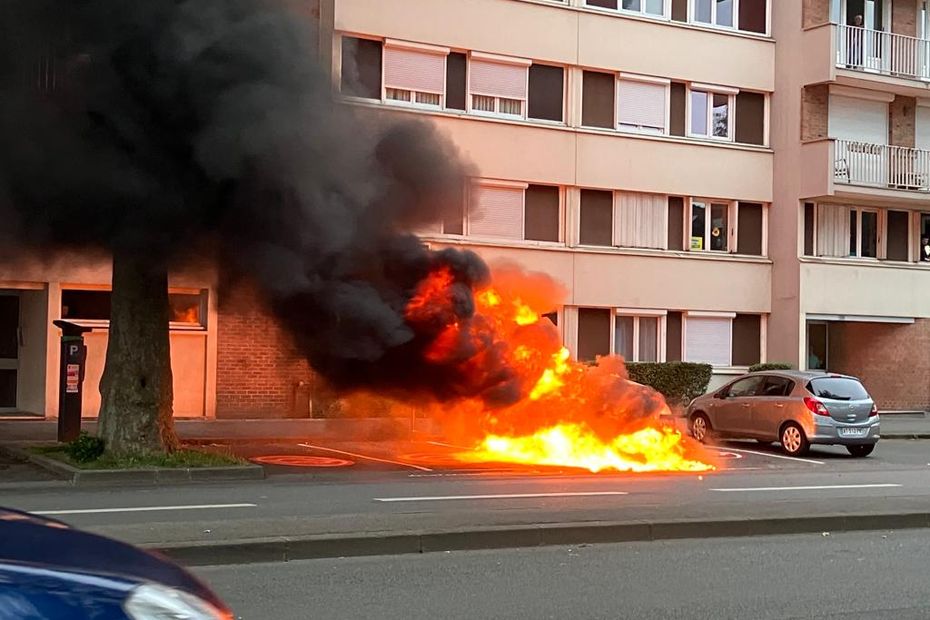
[0,0,519,405]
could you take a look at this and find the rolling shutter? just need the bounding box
[829,95,887,144]
[685,316,733,366]
[617,80,666,132]
[469,58,528,100]
[916,106,930,151]
[383,46,446,94]
[468,185,524,239]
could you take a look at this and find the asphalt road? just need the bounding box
[3,440,928,549]
[196,529,930,620]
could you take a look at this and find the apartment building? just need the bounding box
[772,0,930,411]
[324,0,774,390]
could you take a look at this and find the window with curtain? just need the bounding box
[616,192,667,249]
[469,56,529,119]
[615,314,661,362]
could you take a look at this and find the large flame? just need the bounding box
[401,263,714,473]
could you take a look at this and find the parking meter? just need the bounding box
[53,320,92,443]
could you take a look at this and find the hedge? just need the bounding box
[749,362,794,373]
[626,362,713,405]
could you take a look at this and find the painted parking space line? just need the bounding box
[722,446,825,466]
[710,484,902,493]
[297,443,432,472]
[36,503,257,516]
[374,491,628,503]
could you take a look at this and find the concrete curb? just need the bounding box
[154,512,930,567]
[881,433,930,439]
[1,445,265,487]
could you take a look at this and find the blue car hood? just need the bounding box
[0,507,224,610]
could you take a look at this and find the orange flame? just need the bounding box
[403,263,714,474]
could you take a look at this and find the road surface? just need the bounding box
[196,529,930,620]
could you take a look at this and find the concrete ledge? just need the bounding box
[153,512,930,567]
[1,446,265,487]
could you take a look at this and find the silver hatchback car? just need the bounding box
[687,371,880,457]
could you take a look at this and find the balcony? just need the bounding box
[835,24,930,82]
[834,139,930,192]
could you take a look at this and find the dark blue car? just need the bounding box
[0,507,231,619]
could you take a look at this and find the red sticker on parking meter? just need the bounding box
[66,364,80,394]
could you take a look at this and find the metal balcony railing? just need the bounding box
[834,139,930,191]
[835,24,930,81]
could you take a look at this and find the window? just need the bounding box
[528,64,565,122]
[737,202,764,256]
[340,37,382,99]
[735,91,765,145]
[807,321,828,370]
[466,181,560,242]
[382,43,447,109]
[579,189,614,246]
[690,200,732,252]
[694,0,736,27]
[617,77,668,135]
[689,88,734,139]
[61,290,207,327]
[804,202,815,256]
[578,308,612,362]
[849,207,879,258]
[615,313,663,362]
[685,314,733,366]
[738,0,767,33]
[921,213,930,262]
[582,71,615,128]
[761,376,794,397]
[808,377,869,401]
[726,376,764,397]
[469,54,529,119]
[616,192,667,249]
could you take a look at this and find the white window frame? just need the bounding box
[616,73,671,136]
[617,0,669,19]
[687,83,738,141]
[613,309,667,363]
[466,52,531,121]
[681,311,736,367]
[691,0,740,29]
[688,199,736,253]
[381,40,449,111]
[848,206,882,259]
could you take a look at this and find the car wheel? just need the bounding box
[780,423,809,456]
[690,413,711,443]
[847,444,875,458]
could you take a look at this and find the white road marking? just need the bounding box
[374,491,628,502]
[36,503,257,516]
[722,446,825,465]
[710,484,902,493]
[297,443,432,472]
[711,450,744,460]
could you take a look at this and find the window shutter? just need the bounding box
[816,204,850,257]
[383,46,446,94]
[469,185,524,239]
[616,192,667,249]
[685,316,732,366]
[469,59,528,100]
[617,80,666,132]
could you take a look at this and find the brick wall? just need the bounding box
[827,320,930,411]
[892,0,918,37]
[802,0,830,29]
[889,95,916,148]
[801,85,829,141]
[216,286,314,418]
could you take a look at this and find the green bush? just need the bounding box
[749,362,794,373]
[65,431,106,463]
[626,362,713,405]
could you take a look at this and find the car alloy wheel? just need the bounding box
[780,423,809,456]
[691,415,709,443]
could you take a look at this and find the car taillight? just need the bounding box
[869,403,879,417]
[804,396,830,416]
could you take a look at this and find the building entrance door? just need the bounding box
[0,294,19,410]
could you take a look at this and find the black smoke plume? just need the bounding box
[0,0,521,405]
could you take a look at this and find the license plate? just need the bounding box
[838,427,867,438]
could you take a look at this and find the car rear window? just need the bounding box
[806,377,869,401]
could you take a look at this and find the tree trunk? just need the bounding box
[98,250,178,454]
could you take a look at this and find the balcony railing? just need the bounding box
[834,139,930,191]
[835,24,930,81]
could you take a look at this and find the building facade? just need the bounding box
[2,0,928,418]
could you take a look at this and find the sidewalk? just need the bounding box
[879,411,930,438]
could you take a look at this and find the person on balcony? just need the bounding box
[921,236,930,262]
[847,14,864,69]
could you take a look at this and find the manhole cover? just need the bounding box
[250,455,355,468]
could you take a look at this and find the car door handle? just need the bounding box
[775,403,785,408]
[742,403,751,407]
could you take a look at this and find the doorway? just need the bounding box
[807,321,829,371]
[0,294,19,411]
